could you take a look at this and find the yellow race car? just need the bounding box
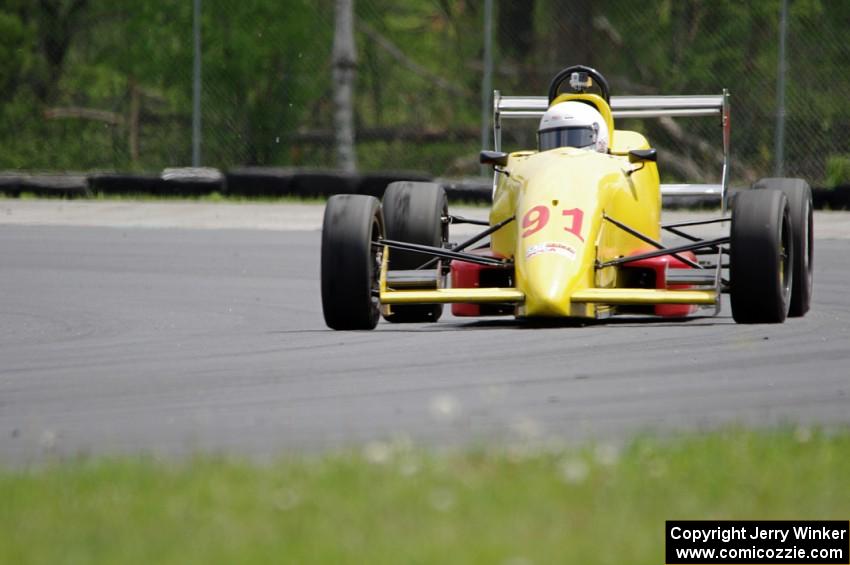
[321,65,813,330]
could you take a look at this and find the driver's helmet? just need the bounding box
[538,101,609,153]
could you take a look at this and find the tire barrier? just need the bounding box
[812,186,850,210]
[88,173,166,196]
[661,186,745,210]
[90,170,223,198]
[224,167,297,198]
[2,170,848,209]
[669,186,850,211]
[289,170,359,199]
[436,177,493,204]
[226,168,427,199]
[356,171,432,198]
[160,167,225,197]
[0,173,90,198]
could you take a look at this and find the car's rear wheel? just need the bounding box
[382,181,448,323]
[753,177,813,317]
[321,194,384,330]
[730,189,793,324]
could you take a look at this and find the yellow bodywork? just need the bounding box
[379,97,718,318]
[380,288,525,305]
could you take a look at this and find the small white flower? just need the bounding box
[794,425,813,444]
[542,436,567,454]
[363,441,392,464]
[506,443,533,462]
[559,457,589,484]
[510,416,543,441]
[398,456,420,477]
[429,488,456,512]
[503,557,533,565]
[593,442,620,467]
[648,459,667,479]
[429,394,460,423]
[390,433,414,453]
[40,429,57,451]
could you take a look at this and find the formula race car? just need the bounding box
[320,65,813,330]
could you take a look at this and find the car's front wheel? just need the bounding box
[730,189,793,323]
[381,181,448,323]
[321,194,384,330]
[753,177,813,317]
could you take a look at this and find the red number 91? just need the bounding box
[521,205,584,241]
[521,205,550,238]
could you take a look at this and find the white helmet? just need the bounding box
[538,101,609,153]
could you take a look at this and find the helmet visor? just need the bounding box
[538,126,598,151]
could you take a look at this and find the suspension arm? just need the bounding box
[378,239,510,267]
[597,237,730,269]
[602,213,703,269]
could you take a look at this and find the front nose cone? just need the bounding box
[520,253,576,317]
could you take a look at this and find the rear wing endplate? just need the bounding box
[492,91,731,210]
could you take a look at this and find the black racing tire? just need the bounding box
[730,189,793,324]
[753,178,813,317]
[321,195,384,330]
[382,181,448,323]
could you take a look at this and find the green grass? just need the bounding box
[1,428,848,564]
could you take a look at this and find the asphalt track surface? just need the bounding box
[1,203,849,463]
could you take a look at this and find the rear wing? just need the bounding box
[493,91,731,208]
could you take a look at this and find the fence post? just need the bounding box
[774,0,788,176]
[192,0,202,167]
[333,0,358,173]
[480,0,494,176]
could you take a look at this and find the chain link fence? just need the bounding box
[2,0,849,186]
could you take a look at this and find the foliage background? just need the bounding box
[1,0,849,184]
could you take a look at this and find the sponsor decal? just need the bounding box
[526,242,577,260]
